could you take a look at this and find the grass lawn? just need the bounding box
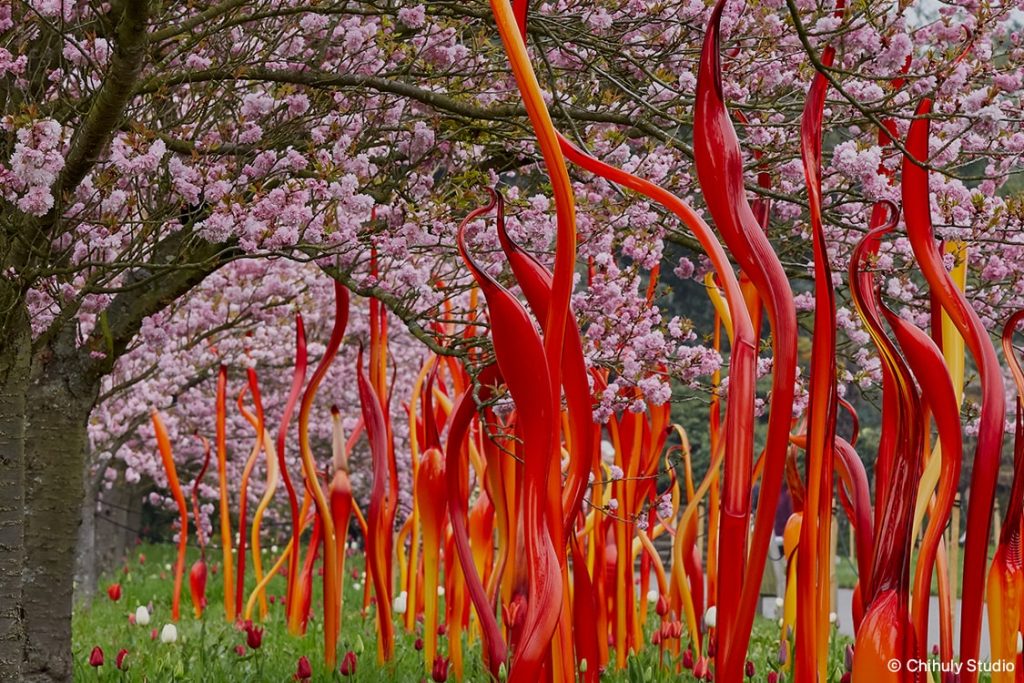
[73,543,847,681]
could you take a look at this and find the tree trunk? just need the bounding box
[94,477,142,581]
[0,309,30,682]
[21,340,97,683]
[73,465,98,609]
[10,231,230,681]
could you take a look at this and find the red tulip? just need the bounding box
[127,613,135,625]
[415,638,424,651]
[693,657,708,679]
[294,656,312,680]
[340,651,357,676]
[138,553,145,565]
[432,655,450,682]
[682,649,694,669]
[745,660,755,677]
[150,628,158,641]
[116,649,128,670]
[89,647,104,667]
[768,673,779,683]
[244,623,263,650]
[107,583,121,602]
[656,595,669,617]
[234,645,245,656]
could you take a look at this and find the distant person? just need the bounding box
[769,486,793,614]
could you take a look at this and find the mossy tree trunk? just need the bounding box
[21,326,98,682]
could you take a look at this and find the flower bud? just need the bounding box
[340,651,357,676]
[295,655,312,680]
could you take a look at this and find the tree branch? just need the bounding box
[15,0,153,270]
[84,229,239,378]
[135,66,668,135]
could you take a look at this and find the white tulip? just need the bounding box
[393,591,408,615]
[646,590,659,604]
[1017,631,1022,654]
[135,606,151,626]
[704,605,717,628]
[437,586,446,597]
[352,582,361,591]
[160,624,178,644]
[829,612,837,624]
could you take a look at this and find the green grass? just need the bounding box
[73,543,846,681]
[834,545,986,598]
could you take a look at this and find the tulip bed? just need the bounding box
[72,544,805,681]
[74,544,494,681]
[71,549,461,680]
